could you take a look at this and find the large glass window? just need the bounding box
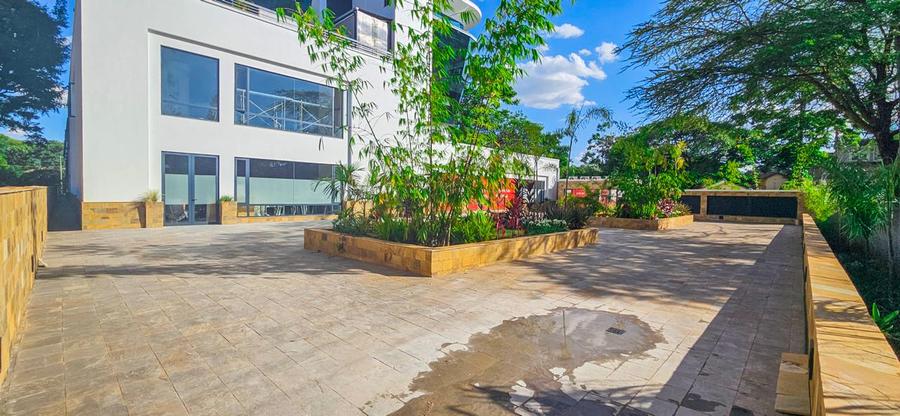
[234,64,344,138]
[161,47,219,121]
[234,158,340,217]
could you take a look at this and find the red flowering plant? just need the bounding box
[491,194,527,237]
[656,198,692,218]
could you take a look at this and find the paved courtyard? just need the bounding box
[0,221,804,416]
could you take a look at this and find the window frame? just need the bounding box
[233,63,345,139]
[233,157,340,218]
[160,46,221,122]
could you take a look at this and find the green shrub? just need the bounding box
[564,186,605,215]
[871,303,899,333]
[140,190,160,203]
[783,177,836,222]
[333,213,370,236]
[536,202,592,230]
[374,216,410,243]
[609,134,687,219]
[523,218,568,235]
[451,212,496,244]
[219,195,234,202]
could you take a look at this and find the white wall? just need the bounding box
[69,0,553,205]
[72,0,397,202]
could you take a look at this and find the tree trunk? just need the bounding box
[876,129,899,164]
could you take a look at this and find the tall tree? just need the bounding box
[0,0,68,136]
[558,106,613,200]
[624,0,900,163]
[0,134,64,186]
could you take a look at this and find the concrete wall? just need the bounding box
[0,187,48,385]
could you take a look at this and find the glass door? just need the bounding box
[163,153,218,225]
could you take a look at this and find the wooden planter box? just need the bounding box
[141,202,164,228]
[588,214,693,231]
[304,228,599,277]
[218,201,238,225]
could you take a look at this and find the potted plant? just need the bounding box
[140,190,163,228]
[218,195,237,225]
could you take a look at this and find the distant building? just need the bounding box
[758,173,788,190]
[835,140,881,165]
[557,177,617,203]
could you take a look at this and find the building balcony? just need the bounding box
[207,0,393,56]
[333,8,393,54]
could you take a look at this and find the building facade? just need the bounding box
[66,0,558,229]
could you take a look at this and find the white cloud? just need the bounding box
[595,42,618,64]
[577,48,592,57]
[515,53,607,110]
[0,128,28,140]
[536,44,550,53]
[54,85,68,106]
[547,23,584,39]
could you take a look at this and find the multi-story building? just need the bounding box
[66,0,559,229]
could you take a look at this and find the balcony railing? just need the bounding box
[206,0,393,57]
[334,8,394,54]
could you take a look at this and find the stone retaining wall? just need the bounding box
[0,187,47,384]
[588,215,693,231]
[82,202,145,230]
[801,214,900,414]
[305,228,599,277]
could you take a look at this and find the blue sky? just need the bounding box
[10,0,661,165]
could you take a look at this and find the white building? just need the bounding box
[66,0,559,228]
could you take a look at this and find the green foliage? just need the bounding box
[656,199,691,218]
[140,190,160,203]
[784,177,836,223]
[523,218,568,235]
[563,186,604,215]
[738,103,854,180]
[218,195,234,202]
[536,202,592,230]
[609,133,687,219]
[826,161,889,247]
[282,0,565,246]
[558,106,614,187]
[450,212,496,244]
[0,135,65,187]
[314,162,365,210]
[333,212,370,236]
[0,0,68,135]
[871,303,900,334]
[374,215,410,243]
[561,163,606,179]
[625,0,900,162]
[586,114,764,188]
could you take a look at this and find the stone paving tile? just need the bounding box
[0,221,803,415]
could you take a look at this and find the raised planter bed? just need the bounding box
[588,214,693,231]
[304,228,599,277]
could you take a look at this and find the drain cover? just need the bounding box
[606,327,625,335]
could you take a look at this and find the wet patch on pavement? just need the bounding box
[390,307,664,415]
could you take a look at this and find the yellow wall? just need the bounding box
[802,215,900,415]
[0,187,47,384]
[305,228,599,277]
